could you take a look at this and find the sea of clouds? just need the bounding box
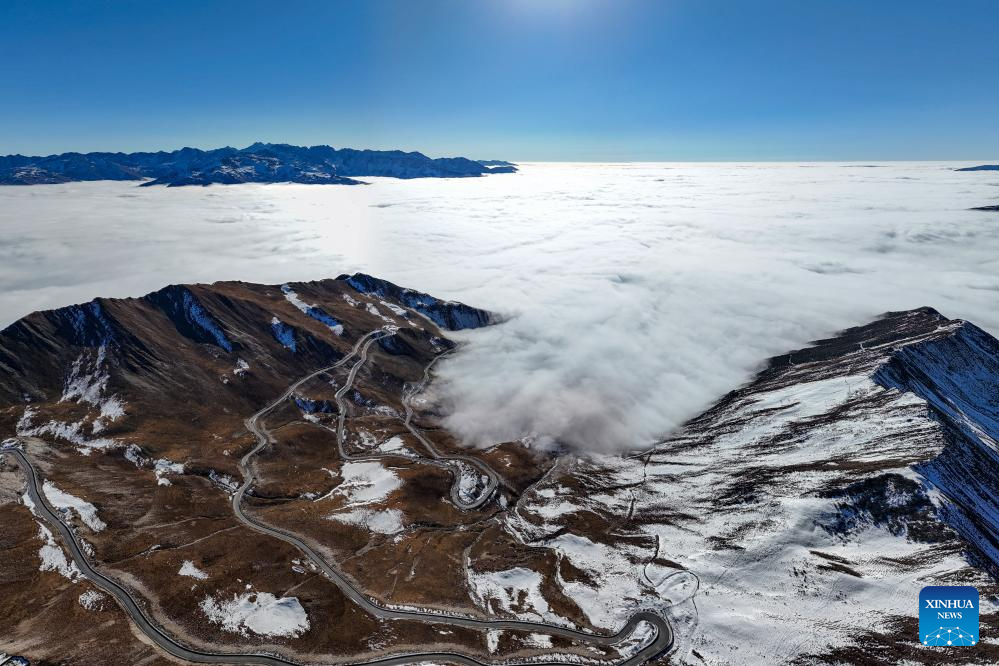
[1,162,997,450]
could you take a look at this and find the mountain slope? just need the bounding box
[473,307,999,664]
[0,274,522,665]
[2,295,998,665]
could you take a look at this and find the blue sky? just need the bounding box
[1,0,997,161]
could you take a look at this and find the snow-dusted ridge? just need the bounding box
[342,272,492,331]
[0,142,514,186]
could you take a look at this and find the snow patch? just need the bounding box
[179,560,209,580]
[270,316,297,351]
[615,620,657,658]
[42,481,105,532]
[122,445,183,486]
[200,591,310,638]
[154,459,184,486]
[380,300,408,317]
[210,470,239,494]
[465,566,567,625]
[365,302,395,324]
[328,508,405,534]
[36,523,82,581]
[486,629,502,653]
[330,461,401,506]
[57,344,126,434]
[18,407,119,455]
[281,284,344,336]
[524,633,553,649]
[181,289,233,351]
[124,443,144,467]
[79,589,106,610]
[547,532,644,629]
[376,435,414,457]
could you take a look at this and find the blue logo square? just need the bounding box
[919,585,979,646]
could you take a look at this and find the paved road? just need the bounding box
[398,352,501,509]
[2,327,673,665]
[288,333,495,511]
[4,447,302,665]
[325,335,498,510]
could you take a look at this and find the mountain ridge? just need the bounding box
[2,286,998,664]
[0,143,517,186]
[0,273,493,406]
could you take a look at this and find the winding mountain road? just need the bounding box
[292,333,497,510]
[399,352,501,509]
[2,328,673,666]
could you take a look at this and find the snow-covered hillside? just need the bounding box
[467,307,999,664]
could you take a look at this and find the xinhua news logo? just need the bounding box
[919,585,979,646]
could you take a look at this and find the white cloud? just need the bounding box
[1,163,996,451]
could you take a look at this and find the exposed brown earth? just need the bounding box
[3,275,998,665]
[0,458,175,666]
[0,275,649,665]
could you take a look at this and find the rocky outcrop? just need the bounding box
[872,320,999,571]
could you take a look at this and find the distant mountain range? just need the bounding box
[0,143,517,186]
